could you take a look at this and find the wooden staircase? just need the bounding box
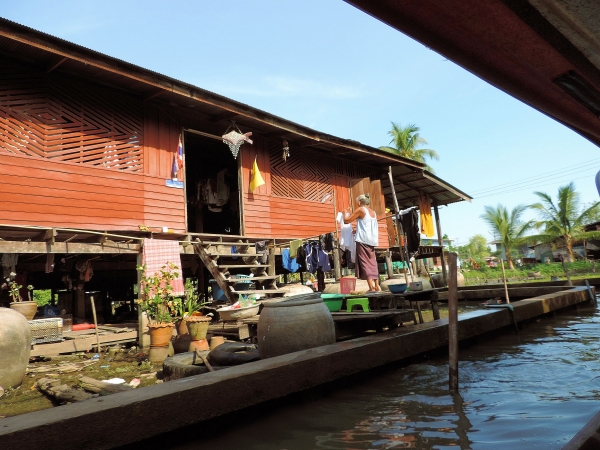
[193,237,287,303]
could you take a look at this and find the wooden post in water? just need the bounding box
[384,251,394,278]
[500,258,510,304]
[561,257,573,286]
[434,205,448,287]
[448,252,459,392]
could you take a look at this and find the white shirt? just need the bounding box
[355,207,378,247]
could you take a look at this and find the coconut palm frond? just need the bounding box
[383,122,438,171]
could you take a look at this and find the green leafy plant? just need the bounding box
[173,278,210,319]
[3,272,33,302]
[136,263,180,324]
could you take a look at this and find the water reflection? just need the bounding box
[177,305,600,450]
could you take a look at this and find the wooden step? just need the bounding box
[196,241,252,247]
[225,276,279,282]
[231,289,287,295]
[216,264,270,270]
[207,253,257,258]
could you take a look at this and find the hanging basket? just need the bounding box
[222,121,253,159]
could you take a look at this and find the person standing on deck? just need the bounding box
[344,194,381,292]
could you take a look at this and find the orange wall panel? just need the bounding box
[0,153,185,232]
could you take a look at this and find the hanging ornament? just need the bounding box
[222,121,252,159]
[282,139,290,161]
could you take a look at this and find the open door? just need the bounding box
[184,131,241,234]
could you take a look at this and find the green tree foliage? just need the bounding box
[467,234,491,259]
[379,122,439,173]
[528,182,600,261]
[481,204,531,269]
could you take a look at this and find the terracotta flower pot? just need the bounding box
[10,301,38,320]
[148,323,175,348]
[185,316,211,341]
[175,318,189,336]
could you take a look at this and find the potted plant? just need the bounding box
[4,273,37,320]
[136,263,180,348]
[172,279,212,353]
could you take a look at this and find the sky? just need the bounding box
[2,0,599,246]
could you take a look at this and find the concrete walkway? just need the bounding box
[0,287,592,450]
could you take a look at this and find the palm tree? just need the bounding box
[480,204,531,269]
[529,183,600,261]
[379,122,439,172]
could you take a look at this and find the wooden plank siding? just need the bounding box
[0,60,186,232]
[241,137,389,244]
[0,153,185,230]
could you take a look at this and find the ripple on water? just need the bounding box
[176,305,600,450]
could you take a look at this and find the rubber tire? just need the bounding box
[207,342,260,366]
[162,352,221,381]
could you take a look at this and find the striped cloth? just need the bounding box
[142,239,184,295]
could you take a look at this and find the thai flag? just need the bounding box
[173,136,183,177]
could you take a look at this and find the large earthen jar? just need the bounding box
[258,298,335,359]
[0,307,32,388]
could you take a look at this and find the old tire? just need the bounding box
[162,352,222,381]
[207,342,260,366]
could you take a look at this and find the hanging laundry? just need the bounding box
[418,191,435,237]
[1,253,18,277]
[400,209,420,254]
[255,241,268,264]
[320,233,334,252]
[296,245,307,270]
[249,157,265,192]
[289,239,303,259]
[75,258,94,282]
[336,212,356,262]
[142,239,184,296]
[216,169,230,203]
[281,248,300,273]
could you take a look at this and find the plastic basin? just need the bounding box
[388,283,408,294]
[322,298,343,312]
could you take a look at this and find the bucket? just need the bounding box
[340,277,356,294]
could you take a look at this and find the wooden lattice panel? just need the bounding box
[269,141,333,202]
[0,60,143,172]
[334,158,375,179]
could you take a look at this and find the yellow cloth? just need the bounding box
[418,191,435,237]
[249,157,265,192]
[289,239,303,258]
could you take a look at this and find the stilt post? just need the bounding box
[500,258,510,303]
[448,252,459,392]
[434,205,448,287]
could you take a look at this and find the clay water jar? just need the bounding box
[0,307,32,388]
[257,297,335,359]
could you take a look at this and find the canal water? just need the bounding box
[177,303,600,450]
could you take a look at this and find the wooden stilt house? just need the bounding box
[0,19,471,321]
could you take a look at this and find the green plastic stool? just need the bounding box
[347,297,370,312]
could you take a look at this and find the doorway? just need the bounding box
[184,131,241,234]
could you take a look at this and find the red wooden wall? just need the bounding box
[241,137,389,246]
[0,58,388,241]
[0,59,186,232]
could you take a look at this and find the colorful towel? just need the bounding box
[142,239,184,295]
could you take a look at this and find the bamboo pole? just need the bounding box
[387,167,410,285]
[500,259,510,304]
